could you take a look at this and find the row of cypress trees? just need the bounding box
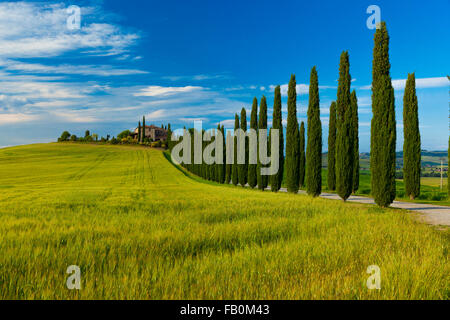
[173,22,422,207]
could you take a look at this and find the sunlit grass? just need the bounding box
[0,143,448,299]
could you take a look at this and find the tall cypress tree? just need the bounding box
[351,90,360,193]
[371,22,396,207]
[306,67,322,197]
[225,129,232,184]
[257,96,268,190]
[270,86,284,192]
[285,75,300,193]
[232,114,239,185]
[219,125,226,184]
[248,98,258,188]
[142,116,146,142]
[327,102,337,191]
[239,108,248,187]
[403,73,421,199]
[336,51,353,201]
[299,121,306,188]
[138,121,142,143]
[167,123,172,150]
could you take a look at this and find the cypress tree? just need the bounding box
[285,75,300,193]
[257,96,268,190]
[336,51,353,201]
[225,129,232,184]
[270,86,284,192]
[218,124,226,184]
[248,98,258,188]
[239,108,248,187]
[167,123,172,150]
[351,90,360,193]
[306,67,322,197]
[299,121,306,188]
[403,73,421,199]
[232,114,239,185]
[371,22,396,207]
[138,121,142,143]
[142,116,146,142]
[327,102,337,191]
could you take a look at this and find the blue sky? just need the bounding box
[0,0,448,151]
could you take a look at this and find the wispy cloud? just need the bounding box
[134,86,204,97]
[0,2,139,58]
[360,77,448,90]
[1,59,148,76]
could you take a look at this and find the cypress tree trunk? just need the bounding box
[306,67,322,197]
[371,22,397,207]
[238,108,248,187]
[327,102,337,191]
[336,51,353,201]
[232,114,239,185]
[257,96,268,190]
[248,98,258,188]
[285,75,300,193]
[270,86,284,192]
[403,73,421,200]
[351,90,360,193]
[299,121,306,188]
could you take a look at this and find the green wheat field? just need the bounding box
[0,143,448,299]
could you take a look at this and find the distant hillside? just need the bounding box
[323,150,448,170]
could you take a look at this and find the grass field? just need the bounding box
[0,143,448,299]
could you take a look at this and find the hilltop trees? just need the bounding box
[336,51,353,201]
[299,122,306,188]
[257,96,268,190]
[371,22,396,207]
[403,73,421,200]
[138,121,142,143]
[248,98,258,188]
[306,67,322,197]
[327,102,337,191]
[285,75,300,193]
[270,86,284,192]
[232,114,240,186]
[59,131,71,142]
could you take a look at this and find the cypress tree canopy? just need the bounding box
[403,73,421,200]
[327,102,337,191]
[257,95,268,190]
[285,75,300,193]
[270,86,284,192]
[306,66,322,197]
[370,22,397,207]
[248,98,258,188]
[336,51,353,201]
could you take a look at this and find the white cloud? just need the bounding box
[134,86,204,97]
[0,113,40,124]
[0,3,139,58]
[1,59,148,76]
[269,84,336,96]
[360,77,448,90]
